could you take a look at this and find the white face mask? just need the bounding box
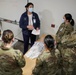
[28,8,33,13]
[62,19,65,23]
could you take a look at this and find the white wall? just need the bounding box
[0,0,27,40]
[29,0,76,35]
[0,0,76,40]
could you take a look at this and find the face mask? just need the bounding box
[62,19,65,23]
[28,8,33,13]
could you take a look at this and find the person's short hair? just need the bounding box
[44,35,54,50]
[25,2,34,8]
[2,29,14,43]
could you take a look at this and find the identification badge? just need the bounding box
[33,19,36,23]
[60,28,63,31]
[24,18,26,20]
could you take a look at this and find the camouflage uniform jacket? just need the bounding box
[56,23,74,43]
[32,49,60,75]
[61,30,76,48]
[0,47,25,75]
[58,30,76,75]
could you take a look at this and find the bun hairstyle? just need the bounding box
[44,35,54,51]
[64,13,75,26]
[2,30,14,43]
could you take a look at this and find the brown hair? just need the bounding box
[2,30,14,43]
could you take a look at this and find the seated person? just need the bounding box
[32,35,59,75]
[56,13,74,44]
[53,30,76,75]
[0,29,25,75]
[56,13,74,51]
[60,30,76,75]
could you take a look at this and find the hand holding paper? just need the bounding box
[32,29,40,35]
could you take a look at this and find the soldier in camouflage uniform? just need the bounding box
[0,30,25,75]
[32,35,60,75]
[56,13,75,75]
[57,30,76,75]
[56,13,74,50]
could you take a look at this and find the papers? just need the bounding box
[32,29,40,35]
[25,42,44,59]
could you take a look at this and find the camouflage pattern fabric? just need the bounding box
[32,49,60,75]
[61,30,76,48]
[56,23,74,44]
[57,30,76,75]
[0,47,25,75]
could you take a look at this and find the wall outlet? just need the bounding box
[51,24,55,28]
